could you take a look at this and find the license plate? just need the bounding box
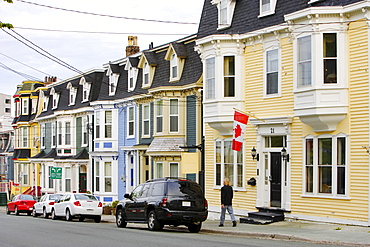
[182,201,191,207]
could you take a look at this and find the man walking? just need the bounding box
[219,178,237,227]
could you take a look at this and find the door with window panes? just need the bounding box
[263,135,287,208]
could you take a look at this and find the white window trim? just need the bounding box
[302,134,349,198]
[169,98,179,133]
[264,47,281,98]
[22,98,29,115]
[125,62,138,92]
[214,138,244,190]
[156,100,163,134]
[259,0,277,18]
[41,124,45,148]
[51,122,56,148]
[82,117,88,146]
[67,83,77,106]
[212,0,237,30]
[142,104,151,137]
[143,62,150,87]
[127,106,135,138]
[79,77,91,102]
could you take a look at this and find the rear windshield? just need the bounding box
[74,194,97,201]
[167,181,204,198]
[20,195,36,201]
[49,194,63,200]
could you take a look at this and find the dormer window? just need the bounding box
[21,98,29,115]
[212,0,236,30]
[143,62,149,86]
[138,51,157,88]
[259,0,277,17]
[106,64,120,96]
[50,88,60,109]
[79,77,91,102]
[125,58,139,92]
[165,43,187,82]
[43,96,49,112]
[171,54,178,78]
[67,83,77,106]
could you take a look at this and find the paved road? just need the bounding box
[0,213,346,247]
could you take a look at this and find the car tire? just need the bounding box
[32,208,37,217]
[116,208,127,228]
[78,217,85,222]
[15,206,19,216]
[6,206,10,215]
[147,210,163,231]
[51,209,57,220]
[43,208,49,219]
[188,222,202,233]
[65,209,73,221]
[94,216,101,223]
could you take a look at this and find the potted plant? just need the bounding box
[103,203,112,215]
[111,200,119,215]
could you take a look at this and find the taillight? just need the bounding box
[159,197,167,207]
[49,202,55,206]
[98,202,103,207]
[204,199,208,209]
[73,201,81,206]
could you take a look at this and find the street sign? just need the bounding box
[50,167,62,179]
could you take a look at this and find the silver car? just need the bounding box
[33,194,64,218]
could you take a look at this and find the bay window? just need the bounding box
[224,56,235,97]
[297,35,312,87]
[205,57,215,99]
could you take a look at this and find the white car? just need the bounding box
[51,193,103,223]
[33,194,64,218]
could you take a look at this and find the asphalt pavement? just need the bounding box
[1,206,369,246]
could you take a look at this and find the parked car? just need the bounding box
[51,193,103,223]
[6,194,37,216]
[33,193,64,218]
[116,178,208,233]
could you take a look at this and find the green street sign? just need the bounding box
[50,167,62,179]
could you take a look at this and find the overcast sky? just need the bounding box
[0,0,204,96]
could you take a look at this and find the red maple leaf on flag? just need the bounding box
[234,124,243,138]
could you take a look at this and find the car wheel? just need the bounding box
[32,208,37,217]
[188,222,202,233]
[94,216,101,223]
[6,206,10,215]
[43,208,49,219]
[65,209,73,221]
[147,210,163,231]
[78,217,85,222]
[116,208,127,228]
[15,206,19,216]
[51,209,57,220]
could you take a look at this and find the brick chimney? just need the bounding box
[126,36,140,57]
[44,76,57,85]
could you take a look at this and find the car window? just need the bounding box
[19,195,36,200]
[131,184,144,199]
[74,194,97,201]
[40,195,46,202]
[49,194,63,201]
[141,184,151,197]
[151,182,165,196]
[64,194,71,202]
[12,195,18,202]
[167,181,203,198]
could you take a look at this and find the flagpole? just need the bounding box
[233,108,266,123]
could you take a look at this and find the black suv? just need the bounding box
[116,178,208,233]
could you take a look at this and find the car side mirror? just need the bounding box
[124,193,132,200]
[55,199,60,203]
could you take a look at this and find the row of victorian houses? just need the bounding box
[7,0,370,226]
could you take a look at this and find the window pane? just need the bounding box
[216,164,221,186]
[105,162,112,176]
[224,163,234,186]
[224,56,235,97]
[337,166,345,195]
[324,59,337,83]
[170,163,178,177]
[237,164,243,188]
[156,163,163,178]
[319,166,332,193]
[156,117,163,133]
[206,58,215,99]
[318,138,332,165]
[105,178,112,192]
[323,33,337,57]
[298,36,312,87]
[267,72,278,94]
[306,166,313,193]
[224,141,234,163]
[216,141,221,163]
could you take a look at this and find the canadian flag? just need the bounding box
[232,110,249,151]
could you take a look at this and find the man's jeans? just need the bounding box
[220,205,236,224]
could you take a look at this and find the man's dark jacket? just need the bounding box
[221,185,233,205]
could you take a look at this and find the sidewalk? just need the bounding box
[100,214,370,246]
[1,206,369,246]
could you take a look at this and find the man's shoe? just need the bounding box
[218,224,224,227]
[232,221,237,227]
